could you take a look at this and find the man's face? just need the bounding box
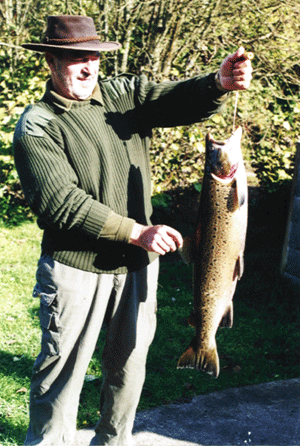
[47,50,100,100]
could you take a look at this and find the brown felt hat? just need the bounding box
[22,15,121,53]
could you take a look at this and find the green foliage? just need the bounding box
[1,0,300,220]
[0,49,47,225]
[249,91,299,193]
[151,192,173,210]
[150,125,206,195]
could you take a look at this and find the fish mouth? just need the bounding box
[214,163,238,180]
[206,127,242,181]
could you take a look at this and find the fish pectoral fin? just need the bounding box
[235,166,247,209]
[179,235,195,264]
[177,337,220,378]
[238,254,244,278]
[233,255,244,280]
[219,302,233,328]
[237,184,246,209]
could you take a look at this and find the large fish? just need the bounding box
[177,126,248,378]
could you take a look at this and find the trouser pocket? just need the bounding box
[33,281,61,377]
[33,254,61,360]
[39,292,60,357]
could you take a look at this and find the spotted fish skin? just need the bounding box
[177,127,248,378]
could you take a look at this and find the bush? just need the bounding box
[0,50,47,225]
[1,36,300,223]
[247,86,299,194]
[150,125,206,195]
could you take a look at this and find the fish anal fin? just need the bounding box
[219,302,233,328]
[177,339,198,369]
[177,337,220,378]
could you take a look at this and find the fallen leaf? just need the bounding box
[16,387,28,394]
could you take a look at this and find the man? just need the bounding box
[14,15,252,446]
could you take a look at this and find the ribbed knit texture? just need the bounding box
[14,72,227,273]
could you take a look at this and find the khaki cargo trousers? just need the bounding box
[24,254,159,446]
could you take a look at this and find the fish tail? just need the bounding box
[177,337,220,378]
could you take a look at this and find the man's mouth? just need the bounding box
[78,74,94,81]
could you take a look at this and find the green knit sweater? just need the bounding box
[14,72,227,274]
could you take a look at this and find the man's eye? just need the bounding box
[73,57,98,63]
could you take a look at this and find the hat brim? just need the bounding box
[22,40,121,53]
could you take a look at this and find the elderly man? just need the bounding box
[14,15,252,446]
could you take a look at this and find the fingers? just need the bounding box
[230,47,253,87]
[130,223,183,255]
[232,59,252,77]
[230,47,253,63]
[234,66,252,89]
[142,225,183,255]
[236,46,245,57]
[231,65,253,90]
[218,47,253,91]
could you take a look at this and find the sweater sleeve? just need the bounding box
[136,72,229,129]
[100,210,135,243]
[14,131,135,241]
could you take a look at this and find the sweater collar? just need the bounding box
[43,80,104,110]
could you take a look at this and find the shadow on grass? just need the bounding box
[0,351,34,445]
[0,417,27,446]
[0,350,34,381]
[0,347,105,443]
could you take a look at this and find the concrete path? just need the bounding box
[73,378,300,445]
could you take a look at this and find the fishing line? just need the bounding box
[232,51,253,133]
[232,91,239,133]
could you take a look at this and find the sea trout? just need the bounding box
[177,126,248,378]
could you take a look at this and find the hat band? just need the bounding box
[44,36,100,44]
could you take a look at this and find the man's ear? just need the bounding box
[45,52,55,71]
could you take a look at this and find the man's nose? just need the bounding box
[82,64,93,76]
[83,58,96,70]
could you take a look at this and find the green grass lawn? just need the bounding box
[1,207,300,445]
